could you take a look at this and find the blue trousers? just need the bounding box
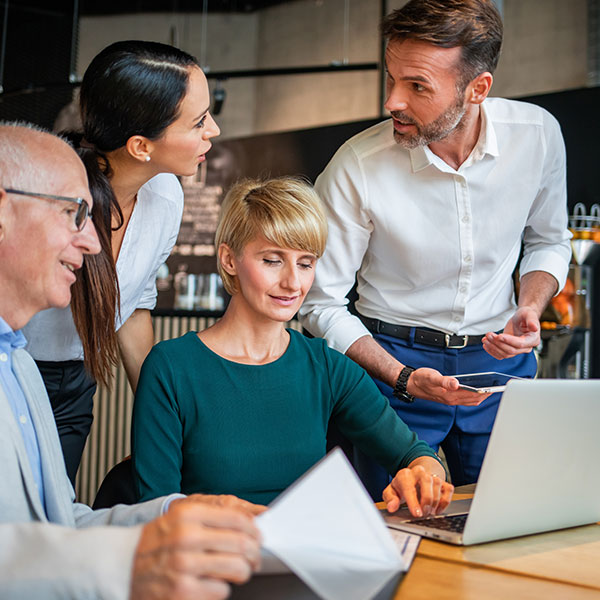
[354,333,538,499]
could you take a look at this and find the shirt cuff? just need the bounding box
[161,493,187,514]
[519,249,571,295]
[323,313,374,355]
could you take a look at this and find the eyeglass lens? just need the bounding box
[75,202,89,230]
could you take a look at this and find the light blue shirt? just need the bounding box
[0,316,46,512]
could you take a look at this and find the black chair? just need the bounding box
[92,456,137,509]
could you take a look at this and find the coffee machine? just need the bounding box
[538,204,599,379]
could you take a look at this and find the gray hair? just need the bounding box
[0,121,65,190]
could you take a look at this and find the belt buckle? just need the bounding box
[445,333,467,349]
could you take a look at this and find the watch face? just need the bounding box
[399,392,415,403]
[393,388,415,403]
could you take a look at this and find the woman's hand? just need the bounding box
[383,462,454,518]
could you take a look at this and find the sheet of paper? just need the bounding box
[256,449,405,600]
[388,529,421,570]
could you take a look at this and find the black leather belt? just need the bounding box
[359,315,485,349]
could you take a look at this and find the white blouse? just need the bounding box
[23,173,184,361]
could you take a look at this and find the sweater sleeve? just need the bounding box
[325,343,440,474]
[131,343,185,501]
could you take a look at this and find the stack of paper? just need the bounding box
[256,449,410,600]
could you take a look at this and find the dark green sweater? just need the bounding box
[132,329,439,504]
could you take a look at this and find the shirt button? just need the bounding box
[460,286,468,293]
[19,415,27,424]
[0,353,7,362]
[462,215,470,223]
[464,255,472,262]
[453,316,461,322]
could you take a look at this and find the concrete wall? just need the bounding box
[493,0,588,98]
[78,12,261,138]
[253,0,380,133]
[78,0,589,140]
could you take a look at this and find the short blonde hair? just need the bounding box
[215,177,328,295]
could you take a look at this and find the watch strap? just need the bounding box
[393,366,416,403]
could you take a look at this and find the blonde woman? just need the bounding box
[132,178,453,517]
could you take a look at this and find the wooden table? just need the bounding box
[391,485,600,599]
[234,485,600,600]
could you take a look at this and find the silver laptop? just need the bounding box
[383,379,600,545]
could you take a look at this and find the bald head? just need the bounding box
[0,122,100,330]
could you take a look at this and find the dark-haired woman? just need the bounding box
[23,40,220,485]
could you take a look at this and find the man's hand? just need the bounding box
[483,306,540,360]
[170,494,268,517]
[383,462,454,517]
[408,368,492,406]
[346,335,490,406]
[130,502,261,600]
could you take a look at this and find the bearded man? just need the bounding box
[300,0,571,496]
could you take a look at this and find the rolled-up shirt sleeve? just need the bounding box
[519,110,572,293]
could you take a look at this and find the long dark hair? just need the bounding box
[70,40,199,385]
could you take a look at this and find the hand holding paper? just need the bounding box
[256,449,406,600]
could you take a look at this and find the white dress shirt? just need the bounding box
[23,173,184,361]
[300,98,572,355]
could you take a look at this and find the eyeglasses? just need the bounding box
[4,188,91,231]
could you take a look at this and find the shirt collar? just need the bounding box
[409,145,431,172]
[473,100,499,160]
[408,100,499,173]
[0,316,28,352]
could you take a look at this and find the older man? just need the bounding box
[301,0,571,495]
[0,123,261,599]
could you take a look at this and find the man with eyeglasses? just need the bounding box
[0,123,261,599]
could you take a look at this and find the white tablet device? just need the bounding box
[454,372,525,394]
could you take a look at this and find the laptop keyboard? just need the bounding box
[410,514,467,533]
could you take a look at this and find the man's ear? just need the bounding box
[125,135,153,163]
[218,243,237,276]
[466,72,493,105]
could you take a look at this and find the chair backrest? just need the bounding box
[92,456,137,509]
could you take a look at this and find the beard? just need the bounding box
[391,91,468,149]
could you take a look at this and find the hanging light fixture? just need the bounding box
[212,79,226,115]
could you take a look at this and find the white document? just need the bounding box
[388,529,421,570]
[256,449,405,600]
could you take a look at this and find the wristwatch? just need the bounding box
[393,366,416,403]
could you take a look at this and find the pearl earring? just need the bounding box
[145,156,151,162]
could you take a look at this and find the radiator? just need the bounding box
[75,315,303,505]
